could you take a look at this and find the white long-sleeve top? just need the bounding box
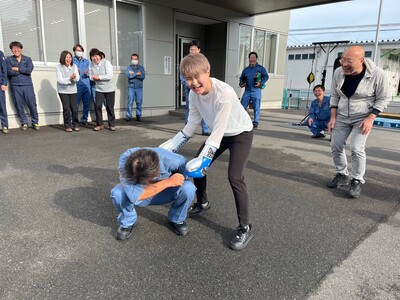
[56,63,80,94]
[183,77,253,149]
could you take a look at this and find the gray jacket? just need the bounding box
[330,58,391,118]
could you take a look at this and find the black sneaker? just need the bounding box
[348,179,362,198]
[311,133,326,138]
[253,123,258,129]
[327,173,350,188]
[188,202,211,217]
[229,225,254,250]
[136,116,142,122]
[116,223,136,241]
[168,221,188,236]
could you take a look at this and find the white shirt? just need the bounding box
[183,77,253,149]
[56,64,80,94]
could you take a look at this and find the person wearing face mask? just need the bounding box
[72,44,91,126]
[239,51,269,128]
[126,54,146,122]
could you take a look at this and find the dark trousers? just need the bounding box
[10,85,39,125]
[95,91,115,127]
[0,90,8,127]
[194,130,253,226]
[59,93,78,128]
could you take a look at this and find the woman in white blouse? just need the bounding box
[89,48,116,131]
[56,50,80,132]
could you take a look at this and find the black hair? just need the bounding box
[9,41,23,50]
[59,50,73,66]
[124,149,160,185]
[313,84,325,91]
[189,40,200,49]
[73,44,84,52]
[248,51,258,59]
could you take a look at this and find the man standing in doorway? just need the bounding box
[327,45,391,198]
[240,51,269,128]
[180,40,210,136]
[126,54,145,122]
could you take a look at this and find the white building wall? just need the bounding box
[3,1,290,128]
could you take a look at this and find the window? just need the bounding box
[253,29,266,66]
[239,26,278,74]
[85,0,116,65]
[295,54,301,60]
[265,33,277,73]
[309,53,315,60]
[288,54,294,60]
[365,51,372,58]
[0,0,42,61]
[116,2,143,67]
[43,0,78,62]
[0,0,143,66]
[239,26,252,72]
[302,54,308,60]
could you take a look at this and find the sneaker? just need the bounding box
[32,124,40,131]
[109,127,116,131]
[73,127,80,132]
[327,173,350,188]
[116,225,134,240]
[21,124,28,131]
[168,221,188,236]
[253,123,258,129]
[2,127,9,134]
[65,128,73,132]
[136,116,142,122]
[125,117,131,122]
[202,132,211,136]
[348,179,362,198]
[79,121,88,126]
[188,201,211,217]
[229,225,254,250]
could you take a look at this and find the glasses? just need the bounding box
[339,57,362,64]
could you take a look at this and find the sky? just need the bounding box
[288,0,400,46]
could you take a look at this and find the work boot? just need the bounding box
[168,221,188,236]
[348,179,362,198]
[327,173,350,188]
[188,201,210,217]
[229,225,254,251]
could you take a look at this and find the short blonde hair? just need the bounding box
[180,53,210,78]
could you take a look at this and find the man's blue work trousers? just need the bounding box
[111,181,196,228]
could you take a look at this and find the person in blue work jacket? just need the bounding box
[72,44,91,125]
[239,51,269,128]
[180,40,210,136]
[6,41,40,131]
[307,84,331,138]
[0,50,9,134]
[126,54,145,122]
[111,147,196,241]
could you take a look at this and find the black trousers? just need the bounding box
[194,130,253,226]
[59,93,78,128]
[95,91,115,127]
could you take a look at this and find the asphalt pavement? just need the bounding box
[1,109,399,300]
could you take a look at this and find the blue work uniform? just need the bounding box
[126,64,146,119]
[0,51,8,129]
[73,56,91,123]
[240,63,269,125]
[307,96,331,136]
[180,74,210,134]
[111,147,196,228]
[6,54,39,126]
